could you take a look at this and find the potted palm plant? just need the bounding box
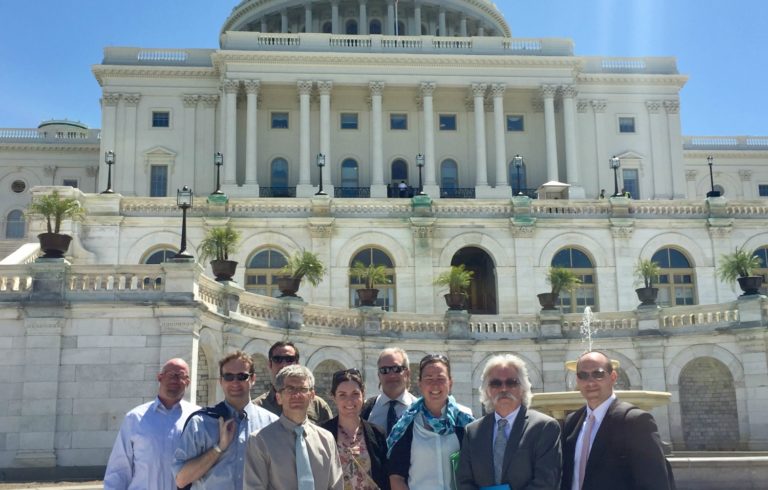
[718,246,764,296]
[537,267,581,311]
[277,250,326,297]
[634,258,661,306]
[434,264,474,310]
[27,190,84,258]
[349,261,391,307]
[198,225,241,282]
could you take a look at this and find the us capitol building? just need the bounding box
[1,0,767,480]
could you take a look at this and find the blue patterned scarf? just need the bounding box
[386,395,474,456]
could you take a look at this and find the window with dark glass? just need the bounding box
[271,158,289,187]
[340,113,359,130]
[390,114,408,130]
[246,249,288,297]
[618,116,636,133]
[439,114,457,131]
[440,159,458,189]
[349,247,396,311]
[341,159,359,188]
[5,210,25,239]
[622,168,639,199]
[150,165,168,197]
[271,112,289,129]
[759,185,768,197]
[506,115,524,131]
[551,247,598,313]
[62,179,78,188]
[508,160,527,192]
[143,248,178,264]
[369,19,382,34]
[346,20,358,34]
[152,111,170,128]
[652,247,696,306]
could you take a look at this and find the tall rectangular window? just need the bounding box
[506,115,524,131]
[390,113,408,130]
[150,165,168,197]
[439,114,457,131]
[618,116,636,133]
[622,168,639,199]
[340,113,358,130]
[152,111,170,128]
[62,179,78,188]
[271,112,289,129]
[759,185,768,197]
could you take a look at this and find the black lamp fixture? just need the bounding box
[101,150,115,194]
[212,152,224,195]
[706,155,721,197]
[315,153,327,196]
[512,154,524,195]
[416,153,425,195]
[173,185,194,259]
[609,155,621,197]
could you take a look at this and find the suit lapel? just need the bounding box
[501,406,528,474]
[585,399,618,475]
[476,415,497,478]
[565,406,586,451]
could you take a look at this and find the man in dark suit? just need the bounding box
[457,354,561,489]
[561,351,673,490]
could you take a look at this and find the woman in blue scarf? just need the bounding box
[387,354,474,490]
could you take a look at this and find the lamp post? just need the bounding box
[315,153,327,195]
[212,152,224,195]
[101,150,115,194]
[706,155,721,197]
[512,154,524,195]
[174,186,194,259]
[609,155,621,197]
[416,153,425,195]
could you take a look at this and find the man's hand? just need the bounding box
[218,416,236,451]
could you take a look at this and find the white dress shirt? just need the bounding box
[367,390,417,429]
[571,393,616,490]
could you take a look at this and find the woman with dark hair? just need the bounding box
[322,368,390,490]
[387,354,474,490]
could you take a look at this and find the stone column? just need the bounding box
[296,81,314,196]
[281,9,288,33]
[305,4,313,33]
[318,81,333,191]
[122,94,140,196]
[561,85,584,197]
[198,95,219,197]
[664,100,686,198]
[491,84,509,189]
[471,83,489,187]
[541,85,559,182]
[182,95,199,193]
[369,82,386,197]
[358,0,368,35]
[100,93,120,192]
[386,1,394,35]
[414,2,422,35]
[636,341,672,442]
[739,170,753,198]
[244,80,260,191]
[736,332,768,449]
[260,19,267,32]
[421,82,438,194]
[460,16,468,37]
[438,8,446,36]
[591,100,607,194]
[646,100,666,199]
[222,80,239,190]
[331,1,339,34]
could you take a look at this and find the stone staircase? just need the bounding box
[0,239,25,261]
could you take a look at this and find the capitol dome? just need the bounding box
[221,0,510,39]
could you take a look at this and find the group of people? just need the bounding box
[104,343,675,489]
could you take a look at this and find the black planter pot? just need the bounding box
[444,292,467,311]
[356,288,379,307]
[537,292,558,311]
[277,277,302,297]
[737,276,764,296]
[210,259,238,282]
[38,232,72,259]
[635,287,659,306]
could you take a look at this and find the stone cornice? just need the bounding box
[92,66,217,85]
[577,73,688,88]
[0,143,99,152]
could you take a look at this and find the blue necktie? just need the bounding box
[387,400,398,434]
[294,425,315,490]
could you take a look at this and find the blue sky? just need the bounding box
[1,0,765,135]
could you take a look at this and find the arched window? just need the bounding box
[271,158,288,188]
[345,19,358,35]
[509,160,527,194]
[754,246,768,294]
[391,159,408,184]
[369,19,382,34]
[142,248,178,264]
[322,21,332,33]
[396,21,406,36]
[246,248,288,297]
[652,247,696,306]
[5,210,25,238]
[551,247,597,313]
[341,159,359,188]
[349,247,396,311]
[440,159,458,189]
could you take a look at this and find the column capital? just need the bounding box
[182,94,200,108]
[102,93,121,106]
[123,93,141,106]
[244,80,261,95]
[646,100,662,113]
[739,169,753,181]
[685,169,698,181]
[369,81,385,96]
[540,84,557,98]
[297,80,314,95]
[222,79,240,94]
[200,94,220,107]
[317,80,333,95]
[489,83,506,98]
[590,99,607,113]
[577,99,589,113]
[530,97,544,113]
[560,84,578,98]
[470,83,487,98]
[420,82,436,97]
[663,99,680,114]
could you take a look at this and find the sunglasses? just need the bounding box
[576,369,609,381]
[271,355,298,364]
[333,368,362,381]
[222,372,251,382]
[488,378,521,389]
[378,365,407,375]
[419,354,449,370]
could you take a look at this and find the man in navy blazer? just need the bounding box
[561,351,673,490]
[457,354,561,489]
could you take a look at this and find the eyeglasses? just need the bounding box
[378,365,407,375]
[333,368,361,382]
[271,355,298,364]
[488,378,521,389]
[419,354,449,370]
[222,372,251,382]
[576,369,609,381]
[280,385,312,395]
[162,372,190,381]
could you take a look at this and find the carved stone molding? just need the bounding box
[43,166,56,176]
[530,98,544,113]
[411,225,433,239]
[685,170,698,181]
[560,84,577,98]
[222,79,240,94]
[160,320,199,335]
[123,93,141,106]
[707,224,732,238]
[590,99,607,113]
[646,100,662,113]
[663,100,680,114]
[576,99,589,113]
[419,82,436,98]
[611,226,634,239]
[309,224,333,238]
[369,81,385,97]
[102,93,121,106]
[200,95,220,107]
[243,80,261,95]
[510,225,535,237]
[739,169,753,181]
[489,83,506,98]
[540,84,557,99]
[317,80,333,96]
[24,318,64,335]
[182,94,199,108]
[470,83,487,98]
[297,80,314,95]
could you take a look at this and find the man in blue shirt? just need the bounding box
[174,351,277,490]
[104,358,199,490]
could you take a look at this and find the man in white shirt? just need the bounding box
[361,347,416,434]
[104,358,199,490]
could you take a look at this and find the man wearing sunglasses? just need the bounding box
[254,341,333,424]
[174,351,277,490]
[457,354,561,489]
[561,351,673,490]
[361,347,416,434]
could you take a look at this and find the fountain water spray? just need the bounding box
[580,306,597,351]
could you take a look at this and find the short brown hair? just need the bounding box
[218,350,254,376]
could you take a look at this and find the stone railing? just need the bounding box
[660,303,740,329]
[562,311,638,335]
[683,135,768,150]
[581,57,679,75]
[629,200,708,218]
[0,128,101,143]
[468,317,540,336]
[66,265,165,293]
[102,47,216,67]
[531,200,611,218]
[0,265,33,294]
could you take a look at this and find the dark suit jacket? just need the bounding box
[561,399,672,490]
[321,416,390,490]
[457,406,562,490]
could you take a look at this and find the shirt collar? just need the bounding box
[586,392,616,425]
[152,396,182,413]
[494,406,521,426]
[379,390,415,405]
[278,414,308,431]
